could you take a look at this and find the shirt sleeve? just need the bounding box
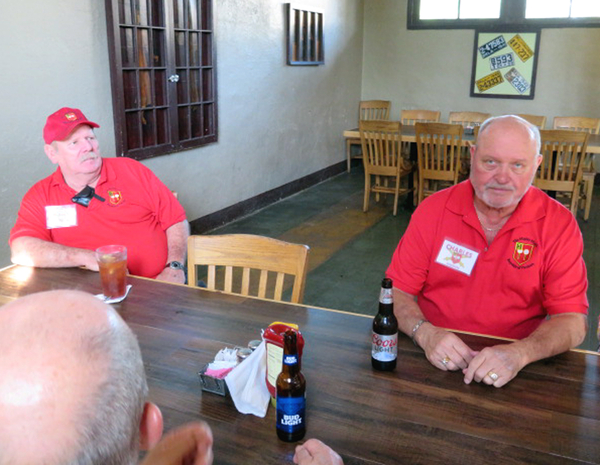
[541,208,588,316]
[132,160,187,230]
[385,197,439,296]
[9,183,53,245]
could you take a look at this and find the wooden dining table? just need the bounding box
[1,265,600,464]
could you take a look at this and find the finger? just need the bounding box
[463,353,487,384]
[293,445,312,464]
[142,422,213,465]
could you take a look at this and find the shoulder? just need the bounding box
[104,156,148,171]
[22,170,60,199]
[413,181,469,218]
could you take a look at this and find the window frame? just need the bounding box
[105,0,218,160]
[407,0,600,30]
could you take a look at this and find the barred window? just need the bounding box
[106,0,217,160]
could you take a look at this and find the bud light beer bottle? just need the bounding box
[276,328,306,442]
[372,277,398,371]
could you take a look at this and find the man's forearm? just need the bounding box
[393,287,428,339]
[164,220,189,264]
[10,237,97,270]
[510,313,587,367]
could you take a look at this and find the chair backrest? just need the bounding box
[359,100,391,121]
[187,234,310,304]
[400,109,441,126]
[552,116,600,171]
[553,116,600,134]
[536,130,589,212]
[415,122,464,183]
[517,114,547,129]
[359,120,403,176]
[448,111,491,128]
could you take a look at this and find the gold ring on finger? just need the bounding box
[487,371,499,381]
[441,356,451,365]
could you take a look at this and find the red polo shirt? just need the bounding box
[10,157,186,278]
[386,180,588,339]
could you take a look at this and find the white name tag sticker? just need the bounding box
[435,239,479,276]
[45,205,78,229]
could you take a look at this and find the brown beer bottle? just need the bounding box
[371,277,398,371]
[276,328,306,442]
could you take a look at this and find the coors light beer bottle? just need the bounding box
[372,277,398,371]
[276,328,306,442]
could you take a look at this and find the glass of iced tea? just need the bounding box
[95,245,128,299]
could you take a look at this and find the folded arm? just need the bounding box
[154,219,189,284]
[10,236,98,271]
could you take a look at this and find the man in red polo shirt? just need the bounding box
[386,115,588,387]
[9,107,188,283]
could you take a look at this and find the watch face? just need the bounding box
[169,261,184,270]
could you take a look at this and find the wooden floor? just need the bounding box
[211,166,599,351]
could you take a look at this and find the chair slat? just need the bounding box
[258,269,268,299]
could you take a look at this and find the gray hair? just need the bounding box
[67,321,147,465]
[477,115,541,154]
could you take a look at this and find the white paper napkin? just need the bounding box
[225,340,270,417]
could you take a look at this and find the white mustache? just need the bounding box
[81,153,99,162]
[484,183,515,192]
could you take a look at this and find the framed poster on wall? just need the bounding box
[470,30,541,100]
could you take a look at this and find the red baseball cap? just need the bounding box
[43,107,100,144]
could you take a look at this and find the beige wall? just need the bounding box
[0,0,364,267]
[362,0,600,122]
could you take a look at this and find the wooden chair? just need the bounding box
[449,112,491,178]
[553,116,600,220]
[187,234,310,304]
[517,114,546,128]
[535,130,589,215]
[346,100,391,172]
[448,111,491,128]
[400,110,441,161]
[400,109,441,126]
[359,120,414,216]
[415,122,463,205]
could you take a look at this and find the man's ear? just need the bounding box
[44,144,58,164]
[139,402,164,450]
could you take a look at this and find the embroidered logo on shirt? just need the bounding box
[435,239,479,276]
[512,241,534,266]
[107,189,123,205]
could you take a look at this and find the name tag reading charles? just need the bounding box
[435,239,479,276]
[45,205,78,229]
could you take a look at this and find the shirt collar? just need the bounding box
[48,159,112,190]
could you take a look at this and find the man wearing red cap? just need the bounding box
[9,107,189,283]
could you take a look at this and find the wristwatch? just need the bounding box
[165,261,185,271]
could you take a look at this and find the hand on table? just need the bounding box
[463,343,525,388]
[418,325,478,372]
[140,421,213,465]
[155,267,186,284]
[293,439,344,465]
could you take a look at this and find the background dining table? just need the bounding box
[1,265,600,464]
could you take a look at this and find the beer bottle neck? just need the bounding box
[282,330,301,374]
[379,286,393,315]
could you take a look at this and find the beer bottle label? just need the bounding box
[371,332,398,362]
[379,287,392,304]
[276,396,306,434]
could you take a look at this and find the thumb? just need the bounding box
[293,445,312,464]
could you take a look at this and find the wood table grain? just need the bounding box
[1,265,599,464]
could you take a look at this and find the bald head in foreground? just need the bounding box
[0,290,211,465]
[0,291,341,465]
